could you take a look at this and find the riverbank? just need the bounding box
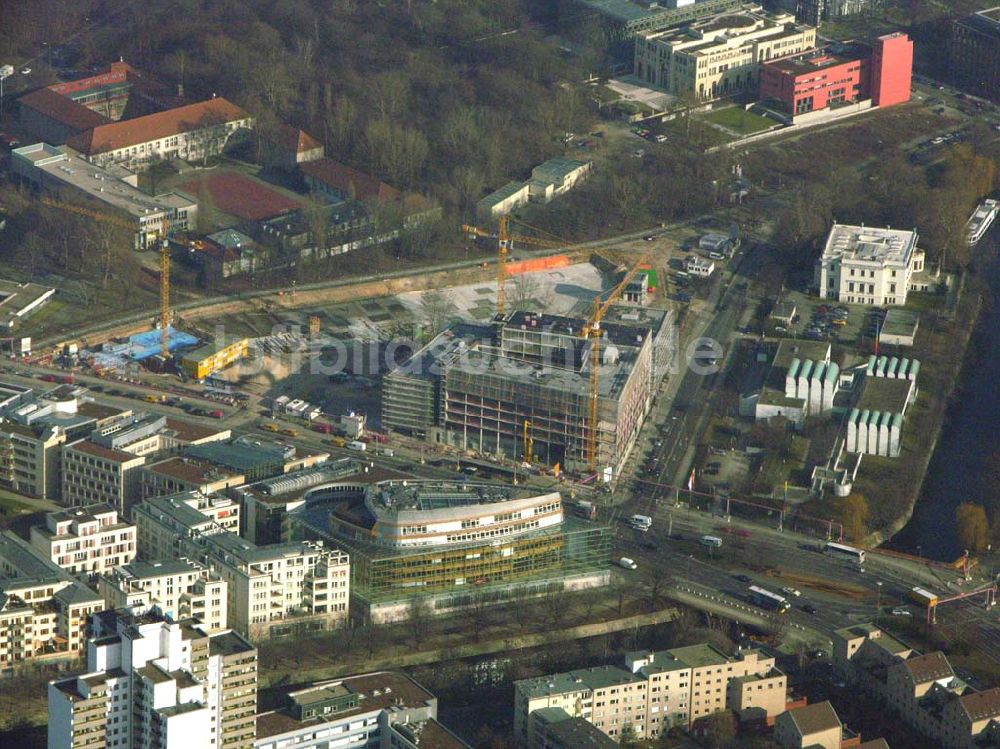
[861,278,986,553]
[890,240,1000,559]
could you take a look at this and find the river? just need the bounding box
[890,235,1000,560]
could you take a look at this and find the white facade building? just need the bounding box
[685,256,716,277]
[815,224,924,306]
[30,503,137,576]
[48,609,257,749]
[133,492,348,640]
[254,671,471,749]
[98,559,228,632]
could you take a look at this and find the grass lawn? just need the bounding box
[0,489,36,525]
[704,107,775,135]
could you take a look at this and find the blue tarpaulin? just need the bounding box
[128,327,199,361]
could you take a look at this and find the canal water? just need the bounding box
[890,237,1000,560]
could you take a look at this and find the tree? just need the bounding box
[701,710,737,749]
[618,723,641,748]
[642,568,671,611]
[419,290,458,338]
[467,593,492,642]
[839,493,870,543]
[405,598,432,647]
[763,609,788,646]
[543,588,572,629]
[956,502,989,553]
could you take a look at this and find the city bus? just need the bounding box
[748,585,790,612]
[824,542,866,565]
[910,587,939,608]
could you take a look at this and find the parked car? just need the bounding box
[619,557,638,570]
[891,607,912,616]
[19,66,31,75]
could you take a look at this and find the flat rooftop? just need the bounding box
[256,671,435,740]
[0,280,56,324]
[857,377,913,414]
[67,439,141,463]
[766,44,868,75]
[13,143,194,220]
[881,308,919,338]
[146,456,243,485]
[208,629,255,658]
[516,666,642,699]
[773,339,831,371]
[822,224,917,266]
[366,480,537,512]
[118,559,201,580]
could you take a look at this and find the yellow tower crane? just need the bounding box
[39,197,173,359]
[582,256,651,472]
[460,218,566,316]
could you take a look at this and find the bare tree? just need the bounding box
[468,593,492,642]
[419,290,458,338]
[406,598,432,647]
[509,273,542,312]
[543,588,572,629]
[763,609,788,646]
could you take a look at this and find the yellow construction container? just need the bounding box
[180,337,249,380]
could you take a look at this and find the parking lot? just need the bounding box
[770,289,872,345]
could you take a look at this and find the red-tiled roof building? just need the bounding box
[65,97,253,170]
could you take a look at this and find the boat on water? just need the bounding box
[965,198,999,246]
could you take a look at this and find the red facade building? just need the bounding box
[759,32,912,117]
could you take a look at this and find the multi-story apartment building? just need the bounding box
[253,671,471,749]
[134,493,348,640]
[952,7,1000,103]
[0,531,103,670]
[133,492,239,560]
[30,504,137,577]
[48,608,257,749]
[514,644,786,745]
[525,709,619,749]
[61,440,147,514]
[98,559,228,632]
[0,421,67,499]
[833,623,1000,748]
[815,224,925,306]
[634,6,816,100]
[208,535,349,641]
[0,380,130,500]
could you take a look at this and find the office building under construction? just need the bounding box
[382,308,674,477]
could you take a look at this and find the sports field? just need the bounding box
[181,172,302,220]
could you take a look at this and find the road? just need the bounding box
[609,506,982,651]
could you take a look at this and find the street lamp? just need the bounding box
[875,581,883,611]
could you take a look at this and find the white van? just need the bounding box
[619,557,638,570]
[346,441,367,452]
[700,535,723,548]
[628,514,652,531]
